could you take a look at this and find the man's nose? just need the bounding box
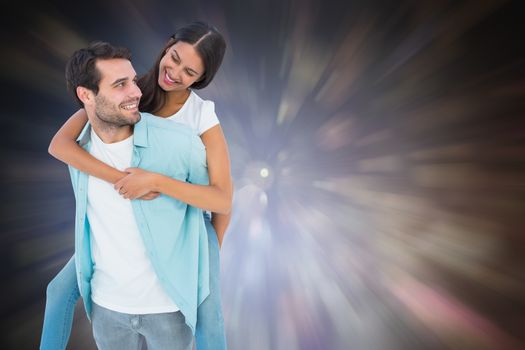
[130,83,142,99]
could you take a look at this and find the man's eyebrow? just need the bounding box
[111,77,129,86]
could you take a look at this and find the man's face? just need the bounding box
[93,59,142,127]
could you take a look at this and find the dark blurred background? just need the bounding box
[1,0,524,349]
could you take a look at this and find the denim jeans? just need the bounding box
[195,215,227,350]
[40,214,227,350]
[92,303,192,350]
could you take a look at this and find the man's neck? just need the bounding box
[86,111,133,144]
[92,124,133,144]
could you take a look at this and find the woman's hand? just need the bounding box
[139,191,161,200]
[114,168,159,200]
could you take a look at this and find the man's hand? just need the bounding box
[114,168,159,200]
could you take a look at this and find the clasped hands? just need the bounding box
[114,168,160,201]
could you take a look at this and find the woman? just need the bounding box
[40,22,231,350]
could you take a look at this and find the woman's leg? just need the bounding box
[40,256,81,350]
[195,215,227,350]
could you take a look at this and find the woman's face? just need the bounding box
[158,41,205,92]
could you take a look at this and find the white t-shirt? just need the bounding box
[87,129,179,314]
[166,90,219,135]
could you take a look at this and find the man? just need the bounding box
[65,41,209,349]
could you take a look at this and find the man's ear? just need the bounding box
[76,86,95,106]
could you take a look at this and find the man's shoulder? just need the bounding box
[139,112,195,136]
[137,113,204,152]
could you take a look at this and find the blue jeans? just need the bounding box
[40,214,227,350]
[92,303,192,350]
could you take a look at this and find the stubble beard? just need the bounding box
[93,94,140,132]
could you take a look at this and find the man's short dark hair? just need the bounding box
[65,41,132,107]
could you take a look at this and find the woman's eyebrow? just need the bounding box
[173,49,200,75]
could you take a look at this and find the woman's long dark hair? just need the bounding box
[138,21,226,114]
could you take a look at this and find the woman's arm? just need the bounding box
[210,178,235,248]
[115,125,233,214]
[48,109,126,184]
[211,199,232,248]
[183,124,233,216]
[204,125,234,245]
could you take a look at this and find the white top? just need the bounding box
[87,129,179,314]
[166,90,220,135]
